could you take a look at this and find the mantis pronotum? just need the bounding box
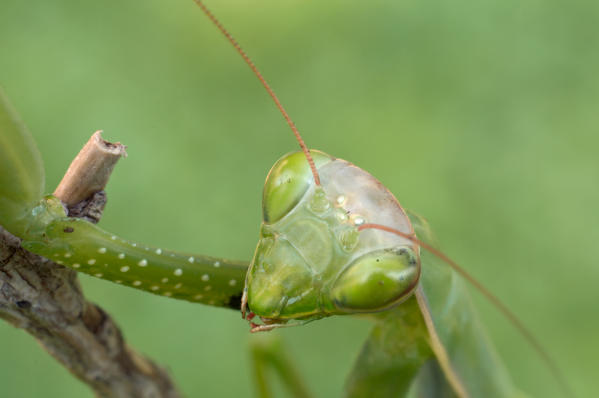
[0,1,581,397]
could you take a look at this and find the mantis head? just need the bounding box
[189,0,421,332]
[244,150,421,330]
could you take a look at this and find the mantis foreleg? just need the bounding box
[343,296,433,398]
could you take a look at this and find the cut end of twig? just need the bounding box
[54,131,127,207]
[94,130,128,158]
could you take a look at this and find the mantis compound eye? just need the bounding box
[330,247,420,313]
[262,150,333,223]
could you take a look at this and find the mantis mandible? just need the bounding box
[0,1,575,397]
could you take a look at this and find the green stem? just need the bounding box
[20,196,248,310]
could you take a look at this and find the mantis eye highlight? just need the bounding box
[330,247,420,313]
[262,150,333,223]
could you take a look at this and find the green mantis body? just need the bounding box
[0,1,574,397]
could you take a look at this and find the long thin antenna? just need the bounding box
[358,223,575,398]
[193,0,321,186]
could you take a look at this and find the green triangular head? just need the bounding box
[246,150,421,324]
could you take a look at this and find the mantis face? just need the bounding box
[245,150,421,325]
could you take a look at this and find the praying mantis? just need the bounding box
[0,1,586,397]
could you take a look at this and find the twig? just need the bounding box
[0,132,181,398]
[54,131,127,207]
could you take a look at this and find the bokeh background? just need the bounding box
[1,0,597,397]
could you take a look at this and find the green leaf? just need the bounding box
[0,86,45,237]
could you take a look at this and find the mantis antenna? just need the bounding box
[193,0,321,186]
[357,223,575,398]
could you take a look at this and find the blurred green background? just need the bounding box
[1,0,597,397]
